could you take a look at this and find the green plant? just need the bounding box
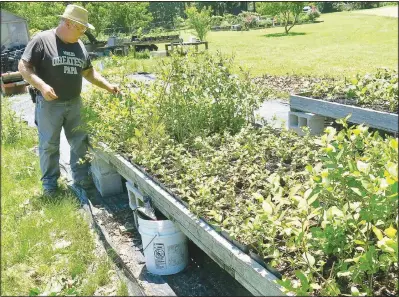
[1,100,25,145]
[307,9,321,22]
[255,2,304,33]
[257,19,271,28]
[135,49,151,59]
[238,11,261,29]
[173,16,185,34]
[155,51,267,142]
[185,5,212,41]
[309,68,398,113]
[82,54,398,296]
[210,15,224,26]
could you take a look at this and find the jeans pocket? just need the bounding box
[36,95,44,109]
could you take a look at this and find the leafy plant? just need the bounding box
[81,53,398,297]
[185,5,212,41]
[255,2,304,34]
[308,68,398,113]
[307,8,321,22]
[1,100,25,145]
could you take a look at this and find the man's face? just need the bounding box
[66,19,87,41]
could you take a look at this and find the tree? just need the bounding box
[103,2,153,34]
[256,2,304,34]
[256,2,281,17]
[279,2,304,34]
[148,2,185,28]
[1,2,153,37]
[77,2,110,37]
[1,2,65,31]
[185,5,212,41]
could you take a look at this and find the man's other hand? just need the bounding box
[41,84,58,101]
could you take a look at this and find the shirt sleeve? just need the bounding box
[79,40,93,70]
[83,53,93,71]
[21,34,43,66]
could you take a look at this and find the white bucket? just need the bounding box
[138,216,188,275]
[107,36,117,47]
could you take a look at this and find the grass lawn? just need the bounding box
[95,10,397,81]
[179,10,398,78]
[1,101,128,296]
[353,5,398,18]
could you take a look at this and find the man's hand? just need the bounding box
[107,84,120,95]
[40,84,58,101]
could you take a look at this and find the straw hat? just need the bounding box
[58,4,95,30]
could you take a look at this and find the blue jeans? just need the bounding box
[35,95,90,191]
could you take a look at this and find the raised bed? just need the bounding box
[290,93,398,133]
[93,143,286,296]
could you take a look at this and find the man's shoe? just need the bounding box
[73,178,95,191]
[43,188,57,197]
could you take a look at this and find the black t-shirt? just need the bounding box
[22,29,92,101]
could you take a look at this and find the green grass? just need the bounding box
[201,11,398,77]
[1,101,126,296]
[353,5,398,17]
[117,10,395,79]
[93,10,397,80]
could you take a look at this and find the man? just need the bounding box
[18,4,119,196]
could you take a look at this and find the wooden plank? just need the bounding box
[93,144,285,296]
[290,94,398,132]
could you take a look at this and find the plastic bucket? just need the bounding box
[138,216,188,275]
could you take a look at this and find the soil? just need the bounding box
[252,74,338,98]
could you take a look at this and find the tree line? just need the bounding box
[2,2,393,37]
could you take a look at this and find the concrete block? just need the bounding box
[91,165,123,197]
[91,155,117,175]
[150,50,167,57]
[289,111,325,135]
[126,181,145,229]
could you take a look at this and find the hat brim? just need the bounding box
[58,15,95,30]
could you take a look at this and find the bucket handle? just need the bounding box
[142,232,159,253]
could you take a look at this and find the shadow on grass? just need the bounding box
[264,32,307,38]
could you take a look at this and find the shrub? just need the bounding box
[1,100,26,145]
[238,11,261,29]
[173,16,185,31]
[135,49,150,59]
[309,68,398,113]
[155,51,267,142]
[220,20,232,28]
[298,12,310,23]
[307,9,321,22]
[333,2,359,11]
[222,13,239,26]
[257,19,271,28]
[185,5,212,41]
[210,15,224,26]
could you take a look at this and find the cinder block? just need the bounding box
[150,50,167,57]
[91,165,123,197]
[126,181,145,229]
[289,111,325,135]
[91,155,117,175]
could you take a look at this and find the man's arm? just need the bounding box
[82,67,119,94]
[18,59,58,101]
